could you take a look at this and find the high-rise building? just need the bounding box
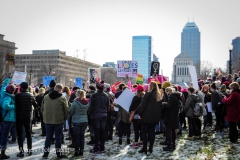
[132,36,152,80]
[102,62,116,68]
[181,22,201,72]
[153,54,159,62]
[231,37,240,73]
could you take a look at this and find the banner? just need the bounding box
[117,60,138,77]
[12,71,27,84]
[43,76,55,86]
[136,74,143,84]
[111,82,121,94]
[150,61,160,76]
[75,78,82,89]
[89,68,101,84]
[147,75,167,84]
[188,65,199,90]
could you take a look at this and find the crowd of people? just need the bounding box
[0,72,239,159]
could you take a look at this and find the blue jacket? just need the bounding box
[69,100,89,123]
[0,78,16,122]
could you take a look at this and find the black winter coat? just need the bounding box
[15,90,37,123]
[138,91,161,124]
[164,92,181,129]
[129,95,143,115]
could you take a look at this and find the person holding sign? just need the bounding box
[138,82,162,155]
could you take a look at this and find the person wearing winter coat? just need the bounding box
[162,87,181,152]
[129,85,145,148]
[0,78,16,159]
[222,82,240,143]
[69,89,89,157]
[138,81,162,154]
[201,85,212,130]
[184,87,200,139]
[36,88,46,136]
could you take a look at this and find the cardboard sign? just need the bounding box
[114,88,135,112]
[12,71,27,84]
[150,61,160,76]
[43,76,55,86]
[75,77,82,89]
[188,65,199,90]
[89,68,101,84]
[117,60,138,77]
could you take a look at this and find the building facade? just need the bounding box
[231,37,240,73]
[102,62,116,68]
[172,52,193,84]
[15,50,100,87]
[181,22,201,72]
[132,36,152,80]
[0,34,17,83]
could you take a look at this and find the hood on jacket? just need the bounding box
[170,91,182,99]
[49,90,63,99]
[189,94,199,102]
[74,99,89,106]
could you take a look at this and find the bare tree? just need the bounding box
[197,61,214,80]
[0,52,7,83]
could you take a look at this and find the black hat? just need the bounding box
[89,86,96,91]
[49,80,56,88]
[96,81,104,90]
[20,82,29,90]
[72,86,80,91]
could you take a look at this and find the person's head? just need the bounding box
[171,85,178,92]
[136,85,144,97]
[162,81,171,90]
[6,84,16,94]
[96,81,104,90]
[228,74,232,78]
[63,86,71,97]
[75,89,86,100]
[104,83,111,92]
[229,82,240,91]
[49,80,56,88]
[187,87,195,94]
[35,87,39,94]
[233,73,238,78]
[201,84,209,93]
[54,83,63,93]
[118,83,125,91]
[20,82,29,91]
[38,88,45,95]
[210,83,217,92]
[149,81,162,101]
[28,86,33,93]
[133,84,137,88]
[72,86,80,93]
[220,84,227,93]
[88,86,96,92]
[122,86,127,91]
[165,87,173,96]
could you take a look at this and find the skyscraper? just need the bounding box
[132,36,152,80]
[231,37,240,73]
[181,22,201,71]
[153,53,159,62]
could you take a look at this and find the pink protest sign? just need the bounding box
[147,75,167,84]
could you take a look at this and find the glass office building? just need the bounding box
[132,36,152,80]
[181,22,201,69]
[232,37,240,73]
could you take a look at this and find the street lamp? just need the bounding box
[74,81,75,87]
[70,79,72,88]
[229,46,233,74]
[174,63,177,84]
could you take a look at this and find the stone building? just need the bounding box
[15,50,100,87]
[0,34,17,83]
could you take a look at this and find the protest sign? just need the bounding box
[75,77,82,89]
[117,60,138,77]
[114,88,135,112]
[89,68,101,84]
[147,75,167,84]
[42,76,55,86]
[136,74,143,84]
[12,71,27,84]
[188,65,199,90]
[150,61,160,76]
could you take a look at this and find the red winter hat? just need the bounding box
[6,84,16,94]
[223,81,230,87]
[136,85,144,91]
[177,86,182,92]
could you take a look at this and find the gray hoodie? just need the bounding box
[184,94,199,118]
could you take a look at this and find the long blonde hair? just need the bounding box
[149,82,162,101]
[38,88,46,95]
[63,86,71,98]
[76,89,86,100]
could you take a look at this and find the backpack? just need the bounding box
[192,102,204,117]
[178,100,184,113]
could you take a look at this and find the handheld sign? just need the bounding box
[150,61,160,76]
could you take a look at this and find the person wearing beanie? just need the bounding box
[15,82,37,157]
[210,82,224,136]
[87,80,110,153]
[0,82,16,159]
[162,81,171,89]
[44,80,56,96]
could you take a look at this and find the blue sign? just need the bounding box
[75,78,82,89]
[43,76,55,86]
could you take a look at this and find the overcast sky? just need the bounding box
[1,0,240,79]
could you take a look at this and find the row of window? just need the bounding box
[177,67,189,76]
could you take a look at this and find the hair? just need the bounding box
[165,87,173,93]
[38,88,45,95]
[149,81,162,101]
[28,86,33,93]
[122,86,127,91]
[63,86,71,98]
[201,84,209,93]
[136,90,145,98]
[229,82,240,91]
[210,82,217,90]
[76,89,86,100]
[188,87,195,93]
[55,83,63,91]
[118,83,125,90]
[133,84,137,88]
[172,85,178,93]
[228,74,232,78]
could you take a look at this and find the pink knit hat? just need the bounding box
[6,84,16,94]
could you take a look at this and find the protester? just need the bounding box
[138,81,162,154]
[36,88,46,136]
[0,79,16,159]
[41,83,69,159]
[44,80,56,96]
[70,89,89,157]
[62,86,71,132]
[88,81,109,153]
[222,82,240,143]
[129,85,144,148]
[15,82,37,157]
[201,85,212,130]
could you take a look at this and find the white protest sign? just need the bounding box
[114,88,135,112]
[117,60,138,77]
[188,65,199,90]
[12,71,27,84]
[206,102,212,112]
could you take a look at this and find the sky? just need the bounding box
[1,0,240,79]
